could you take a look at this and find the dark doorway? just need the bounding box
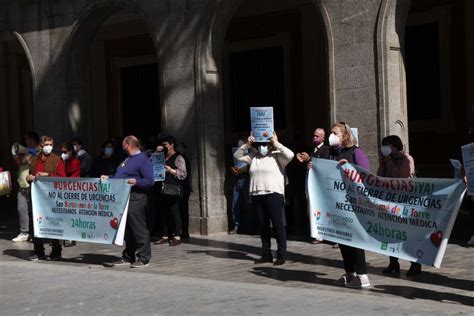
[120,63,161,138]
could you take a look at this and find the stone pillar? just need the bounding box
[318,0,385,169]
[193,0,247,235]
[375,0,411,151]
[19,1,73,143]
[157,3,214,234]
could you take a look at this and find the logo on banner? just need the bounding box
[36,216,42,224]
[315,211,321,221]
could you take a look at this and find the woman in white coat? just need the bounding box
[234,132,294,265]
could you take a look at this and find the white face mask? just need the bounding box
[258,145,269,156]
[61,153,70,161]
[104,147,114,156]
[328,134,342,146]
[381,146,392,157]
[42,145,53,155]
[73,145,78,152]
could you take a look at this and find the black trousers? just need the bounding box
[158,194,181,238]
[339,244,367,274]
[33,238,61,256]
[179,190,190,238]
[389,256,421,270]
[252,193,287,258]
[122,192,151,263]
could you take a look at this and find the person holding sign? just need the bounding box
[102,136,154,268]
[328,122,371,288]
[234,132,294,265]
[377,135,422,276]
[26,136,66,261]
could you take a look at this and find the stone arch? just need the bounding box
[0,20,36,169]
[0,20,36,106]
[64,0,162,144]
[375,0,411,150]
[194,0,332,232]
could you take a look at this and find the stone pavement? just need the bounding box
[0,224,473,315]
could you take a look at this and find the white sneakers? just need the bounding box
[467,236,474,247]
[346,274,371,288]
[334,273,370,288]
[12,233,29,242]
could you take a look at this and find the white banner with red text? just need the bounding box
[31,177,130,245]
[308,158,465,268]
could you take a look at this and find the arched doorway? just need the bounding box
[0,28,34,170]
[404,0,469,177]
[218,0,329,235]
[0,26,34,217]
[66,4,162,155]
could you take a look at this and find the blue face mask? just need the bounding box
[258,145,269,156]
[104,147,114,156]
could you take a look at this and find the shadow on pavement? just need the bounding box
[371,285,474,307]
[3,248,118,265]
[189,238,474,292]
[187,250,255,261]
[3,249,33,260]
[251,266,332,285]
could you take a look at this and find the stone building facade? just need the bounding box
[0,0,472,234]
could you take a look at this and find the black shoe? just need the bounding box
[254,255,273,264]
[169,238,182,246]
[383,262,400,274]
[28,254,47,261]
[64,240,76,247]
[153,237,169,245]
[103,258,131,267]
[130,260,149,268]
[406,264,422,276]
[48,253,62,261]
[273,257,286,266]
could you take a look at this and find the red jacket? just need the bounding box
[65,157,81,178]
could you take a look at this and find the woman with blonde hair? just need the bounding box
[328,122,371,288]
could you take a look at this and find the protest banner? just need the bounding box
[151,152,166,182]
[461,143,474,195]
[308,158,465,268]
[250,107,274,142]
[31,177,131,245]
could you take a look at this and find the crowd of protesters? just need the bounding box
[5,123,473,288]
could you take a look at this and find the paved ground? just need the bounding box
[0,220,473,315]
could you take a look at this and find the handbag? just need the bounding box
[161,183,182,197]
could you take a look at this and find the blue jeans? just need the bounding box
[231,177,248,229]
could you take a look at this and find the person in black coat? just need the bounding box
[296,128,330,244]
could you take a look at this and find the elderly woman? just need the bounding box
[329,122,371,288]
[378,135,422,276]
[234,132,294,265]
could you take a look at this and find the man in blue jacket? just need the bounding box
[103,135,154,268]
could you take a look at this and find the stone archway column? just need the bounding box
[317,0,388,168]
[18,5,73,143]
[375,0,411,152]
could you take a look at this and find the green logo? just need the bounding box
[381,242,388,251]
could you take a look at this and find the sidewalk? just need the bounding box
[1,224,473,315]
